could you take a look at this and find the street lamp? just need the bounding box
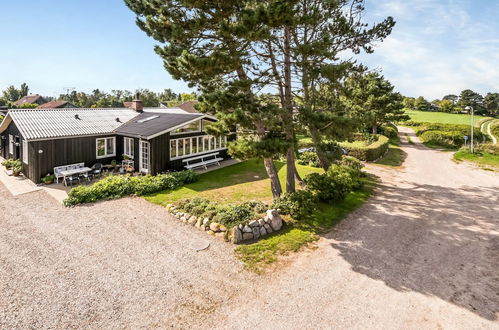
[465,106,474,153]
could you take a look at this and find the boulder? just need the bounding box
[242,232,254,241]
[203,218,210,225]
[188,216,197,225]
[267,209,282,231]
[264,224,273,233]
[248,220,259,227]
[231,227,243,244]
[252,227,260,239]
[195,218,202,228]
[210,222,221,232]
[243,225,252,233]
[260,227,267,236]
[180,216,186,222]
[219,225,227,232]
[258,219,265,226]
[264,215,271,224]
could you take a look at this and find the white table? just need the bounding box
[60,167,92,186]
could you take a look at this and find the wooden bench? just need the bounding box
[54,162,85,184]
[182,152,223,170]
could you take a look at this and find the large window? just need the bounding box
[170,135,228,160]
[22,140,28,164]
[171,120,201,135]
[96,137,116,158]
[124,137,134,158]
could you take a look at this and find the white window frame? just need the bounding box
[96,137,116,159]
[8,134,13,155]
[123,137,134,158]
[170,120,201,135]
[170,135,228,160]
[22,140,28,164]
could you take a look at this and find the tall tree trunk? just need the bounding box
[283,26,296,193]
[264,157,282,199]
[309,126,331,171]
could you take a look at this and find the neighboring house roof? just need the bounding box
[115,112,205,139]
[15,94,46,106]
[37,100,76,109]
[0,108,138,141]
[178,100,199,113]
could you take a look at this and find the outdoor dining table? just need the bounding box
[60,167,92,186]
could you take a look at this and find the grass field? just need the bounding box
[454,150,499,170]
[405,110,489,127]
[374,138,406,167]
[145,159,374,272]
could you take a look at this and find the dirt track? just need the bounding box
[0,127,498,329]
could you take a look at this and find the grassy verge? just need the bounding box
[235,176,376,273]
[454,150,499,170]
[374,137,406,167]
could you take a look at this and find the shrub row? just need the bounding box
[379,124,399,139]
[63,171,198,206]
[414,122,484,148]
[342,135,389,161]
[175,197,267,228]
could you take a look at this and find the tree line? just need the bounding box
[403,90,499,116]
[0,83,196,108]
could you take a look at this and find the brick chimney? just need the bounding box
[130,99,143,113]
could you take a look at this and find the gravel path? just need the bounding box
[0,187,255,329]
[1,127,498,329]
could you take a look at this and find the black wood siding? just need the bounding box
[28,135,119,183]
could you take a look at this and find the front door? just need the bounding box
[139,140,150,173]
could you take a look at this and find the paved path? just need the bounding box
[0,127,498,329]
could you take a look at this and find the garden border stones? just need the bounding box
[165,205,283,244]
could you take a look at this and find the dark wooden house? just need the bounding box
[0,100,230,183]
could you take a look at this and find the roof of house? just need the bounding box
[37,100,70,109]
[178,101,199,113]
[115,112,205,138]
[14,95,45,106]
[0,108,139,141]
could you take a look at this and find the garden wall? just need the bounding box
[166,205,283,244]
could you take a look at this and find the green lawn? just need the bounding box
[145,159,375,273]
[454,150,499,170]
[405,110,489,127]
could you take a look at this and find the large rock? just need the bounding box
[243,225,252,233]
[188,216,197,225]
[203,218,210,225]
[219,224,227,232]
[231,227,243,244]
[260,226,267,236]
[264,224,273,233]
[210,222,221,232]
[267,209,283,231]
[248,220,259,227]
[242,232,254,241]
[195,218,202,228]
[258,219,265,226]
[252,227,260,239]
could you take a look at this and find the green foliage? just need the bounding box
[297,151,320,167]
[379,124,398,139]
[414,96,431,111]
[19,103,38,109]
[342,135,390,161]
[41,174,56,184]
[271,190,318,220]
[414,122,484,148]
[343,72,407,134]
[63,171,198,206]
[457,89,484,114]
[1,158,17,169]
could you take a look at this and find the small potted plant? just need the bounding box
[2,159,14,169]
[123,154,130,160]
[11,160,22,177]
[41,173,55,185]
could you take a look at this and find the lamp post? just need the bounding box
[465,106,474,153]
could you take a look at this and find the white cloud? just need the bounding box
[361,0,499,99]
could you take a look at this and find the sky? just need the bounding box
[0,0,498,100]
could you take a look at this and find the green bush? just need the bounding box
[297,151,320,167]
[2,158,16,169]
[476,143,499,155]
[337,156,364,174]
[343,135,389,161]
[415,122,484,148]
[271,190,318,220]
[63,170,198,206]
[491,122,499,140]
[380,124,398,139]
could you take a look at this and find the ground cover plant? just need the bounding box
[63,171,198,206]
[454,144,499,170]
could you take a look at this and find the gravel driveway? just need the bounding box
[1,127,498,329]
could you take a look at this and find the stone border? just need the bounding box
[165,205,283,244]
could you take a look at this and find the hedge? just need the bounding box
[414,122,485,148]
[63,170,198,206]
[342,135,389,161]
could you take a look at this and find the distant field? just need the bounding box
[405,110,489,127]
